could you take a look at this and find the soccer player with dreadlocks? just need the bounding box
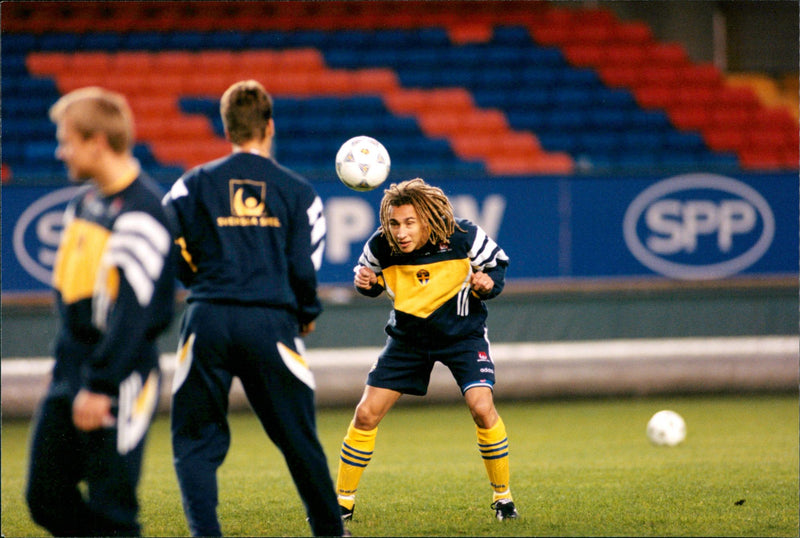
[335,178,518,523]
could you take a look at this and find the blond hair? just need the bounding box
[220,80,273,145]
[379,178,465,253]
[49,86,134,154]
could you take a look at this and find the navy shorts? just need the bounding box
[367,331,496,396]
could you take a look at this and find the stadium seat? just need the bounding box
[122,32,166,50]
[2,0,797,183]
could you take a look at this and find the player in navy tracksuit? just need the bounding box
[335,178,519,523]
[163,80,343,537]
[26,87,176,536]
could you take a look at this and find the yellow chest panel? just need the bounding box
[382,258,470,318]
[52,219,112,304]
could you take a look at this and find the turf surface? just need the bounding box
[2,394,797,536]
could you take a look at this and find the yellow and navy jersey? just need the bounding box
[162,152,325,324]
[51,173,176,396]
[357,218,509,347]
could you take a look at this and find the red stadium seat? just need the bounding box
[350,69,400,93]
[612,21,654,44]
[26,52,71,75]
[67,52,113,72]
[151,52,197,76]
[703,128,747,152]
[667,106,713,131]
[647,42,689,66]
[598,65,642,88]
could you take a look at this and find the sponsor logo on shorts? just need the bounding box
[477,351,490,362]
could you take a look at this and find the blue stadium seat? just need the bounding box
[244,31,291,49]
[663,131,705,151]
[324,48,363,68]
[123,32,167,50]
[615,150,659,170]
[163,31,207,50]
[179,97,219,116]
[327,30,376,48]
[621,131,663,150]
[205,30,246,49]
[558,68,601,87]
[493,26,533,46]
[38,32,81,50]
[23,141,58,163]
[2,53,29,77]
[505,109,549,131]
[578,132,622,153]
[6,118,55,139]
[584,109,632,130]
[545,109,588,131]
[524,47,565,67]
[627,110,671,130]
[662,151,700,168]
[2,33,37,54]
[472,67,517,89]
[697,152,740,169]
[80,32,123,51]
[551,87,597,108]
[3,141,25,163]
[539,132,580,153]
[284,29,328,48]
[518,67,559,88]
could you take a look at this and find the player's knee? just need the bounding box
[468,398,498,429]
[353,405,381,430]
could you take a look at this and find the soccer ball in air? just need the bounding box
[646,410,686,446]
[335,136,391,192]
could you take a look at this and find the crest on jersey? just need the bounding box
[230,179,267,217]
[416,268,430,285]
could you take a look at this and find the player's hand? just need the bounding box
[300,320,316,337]
[354,266,378,290]
[72,389,115,431]
[470,270,494,295]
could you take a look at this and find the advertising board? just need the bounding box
[3,171,796,294]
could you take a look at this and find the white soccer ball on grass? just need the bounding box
[646,410,686,446]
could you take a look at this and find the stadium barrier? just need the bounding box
[2,335,797,419]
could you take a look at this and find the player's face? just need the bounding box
[387,204,429,253]
[55,117,98,183]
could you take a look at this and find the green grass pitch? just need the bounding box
[2,393,797,536]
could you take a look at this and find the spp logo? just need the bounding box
[12,186,82,286]
[623,174,775,279]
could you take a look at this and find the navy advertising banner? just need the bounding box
[2,171,797,294]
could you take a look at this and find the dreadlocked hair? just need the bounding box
[379,178,465,253]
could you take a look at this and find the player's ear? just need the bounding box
[89,131,110,156]
[265,118,275,139]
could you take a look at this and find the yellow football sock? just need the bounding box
[477,416,512,502]
[336,421,377,509]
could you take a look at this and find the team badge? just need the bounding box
[230,179,267,217]
[416,268,430,285]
